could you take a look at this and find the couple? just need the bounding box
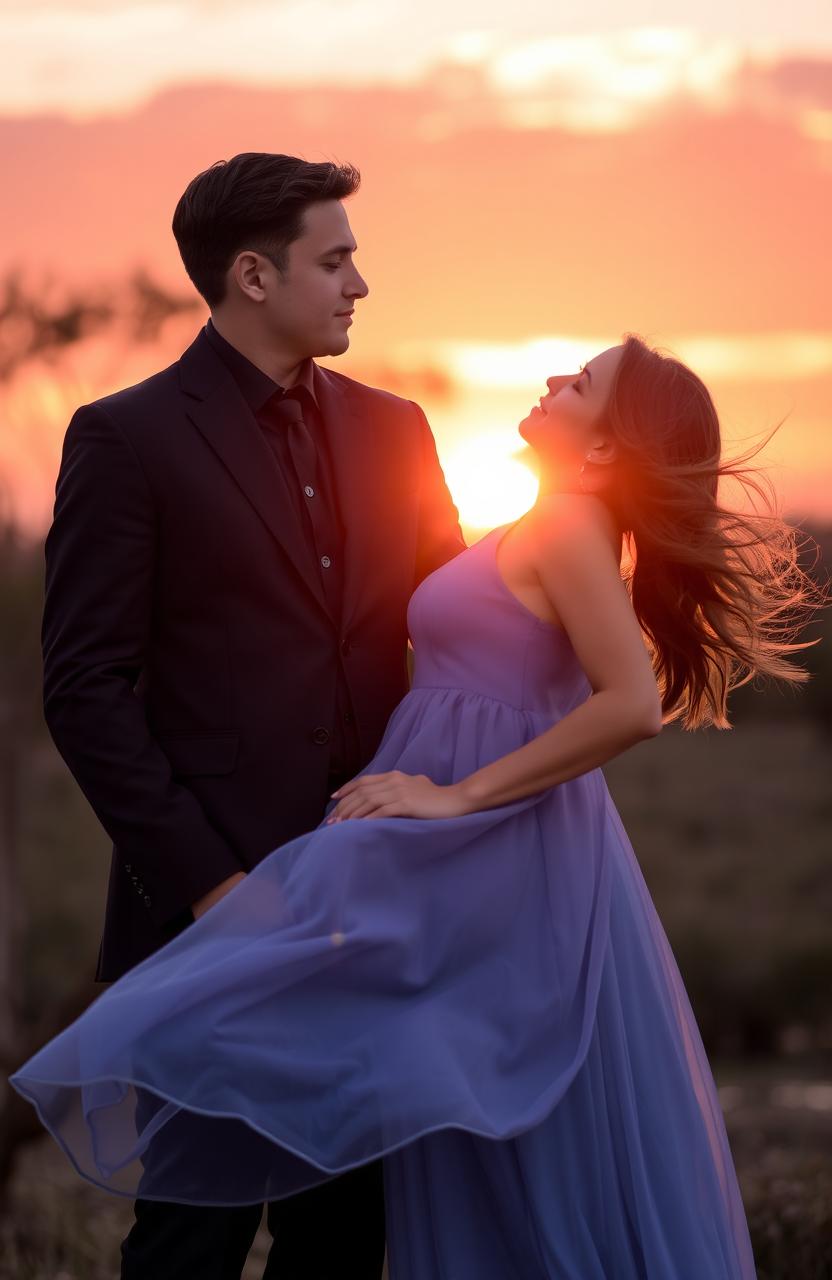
[12,148,809,1279]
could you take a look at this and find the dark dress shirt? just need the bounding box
[203,317,360,783]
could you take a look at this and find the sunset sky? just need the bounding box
[2,0,831,534]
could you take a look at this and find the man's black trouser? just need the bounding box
[120,1159,386,1279]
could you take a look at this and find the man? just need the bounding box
[41,151,466,1279]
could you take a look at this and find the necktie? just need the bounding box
[265,391,319,498]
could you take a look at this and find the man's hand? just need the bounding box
[192,870,248,920]
[325,770,473,823]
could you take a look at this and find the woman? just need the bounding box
[10,333,820,1278]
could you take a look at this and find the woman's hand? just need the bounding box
[326,771,472,823]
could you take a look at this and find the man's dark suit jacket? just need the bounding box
[42,325,466,982]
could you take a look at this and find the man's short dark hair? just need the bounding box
[172,152,361,307]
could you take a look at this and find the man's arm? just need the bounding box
[42,402,245,930]
[408,401,467,584]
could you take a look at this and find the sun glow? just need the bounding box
[443,433,539,532]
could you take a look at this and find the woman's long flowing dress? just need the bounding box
[9,522,757,1279]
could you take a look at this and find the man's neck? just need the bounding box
[209,313,310,389]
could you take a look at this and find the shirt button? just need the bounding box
[344,712,354,724]
[341,638,352,655]
[312,726,331,745]
[304,485,315,497]
[321,555,332,568]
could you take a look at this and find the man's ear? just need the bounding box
[231,251,269,302]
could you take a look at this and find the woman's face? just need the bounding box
[519,344,624,466]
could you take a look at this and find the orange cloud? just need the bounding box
[2,58,831,525]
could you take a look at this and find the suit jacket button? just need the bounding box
[125,863,132,873]
[312,726,331,745]
[144,895,152,907]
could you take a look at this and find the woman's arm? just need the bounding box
[458,492,662,809]
[327,493,661,822]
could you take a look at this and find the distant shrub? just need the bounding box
[741,1151,832,1279]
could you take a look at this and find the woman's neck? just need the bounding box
[534,459,581,498]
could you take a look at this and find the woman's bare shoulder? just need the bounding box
[525,493,620,563]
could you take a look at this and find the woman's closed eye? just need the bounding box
[572,364,586,394]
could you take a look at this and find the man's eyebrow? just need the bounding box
[319,243,357,258]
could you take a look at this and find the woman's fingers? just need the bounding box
[331,802,379,822]
[327,781,397,822]
[364,803,399,819]
[330,777,360,799]
[331,770,398,800]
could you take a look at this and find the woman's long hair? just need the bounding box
[596,334,827,730]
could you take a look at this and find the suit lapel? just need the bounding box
[178,329,331,621]
[313,365,387,638]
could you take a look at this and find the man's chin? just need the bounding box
[322,332,351,357]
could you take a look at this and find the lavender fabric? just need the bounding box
[10,523,757,1278]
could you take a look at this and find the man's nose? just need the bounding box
[347,269,369,299]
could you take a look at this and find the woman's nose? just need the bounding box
[547,373,574,392]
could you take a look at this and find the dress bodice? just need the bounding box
[407,523,592,721]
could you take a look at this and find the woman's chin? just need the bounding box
[518,417,536,445]
[518,420,546,456]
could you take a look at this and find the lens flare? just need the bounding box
[444,434,539,531]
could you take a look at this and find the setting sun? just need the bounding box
[443,433,539,531]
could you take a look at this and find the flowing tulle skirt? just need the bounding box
[10,684,757,1278]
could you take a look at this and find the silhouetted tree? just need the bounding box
[0,267,200,382]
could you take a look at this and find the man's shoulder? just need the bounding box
[89,360,180,420]
[316,365,424,419]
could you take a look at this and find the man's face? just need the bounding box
[260,200,369,359]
